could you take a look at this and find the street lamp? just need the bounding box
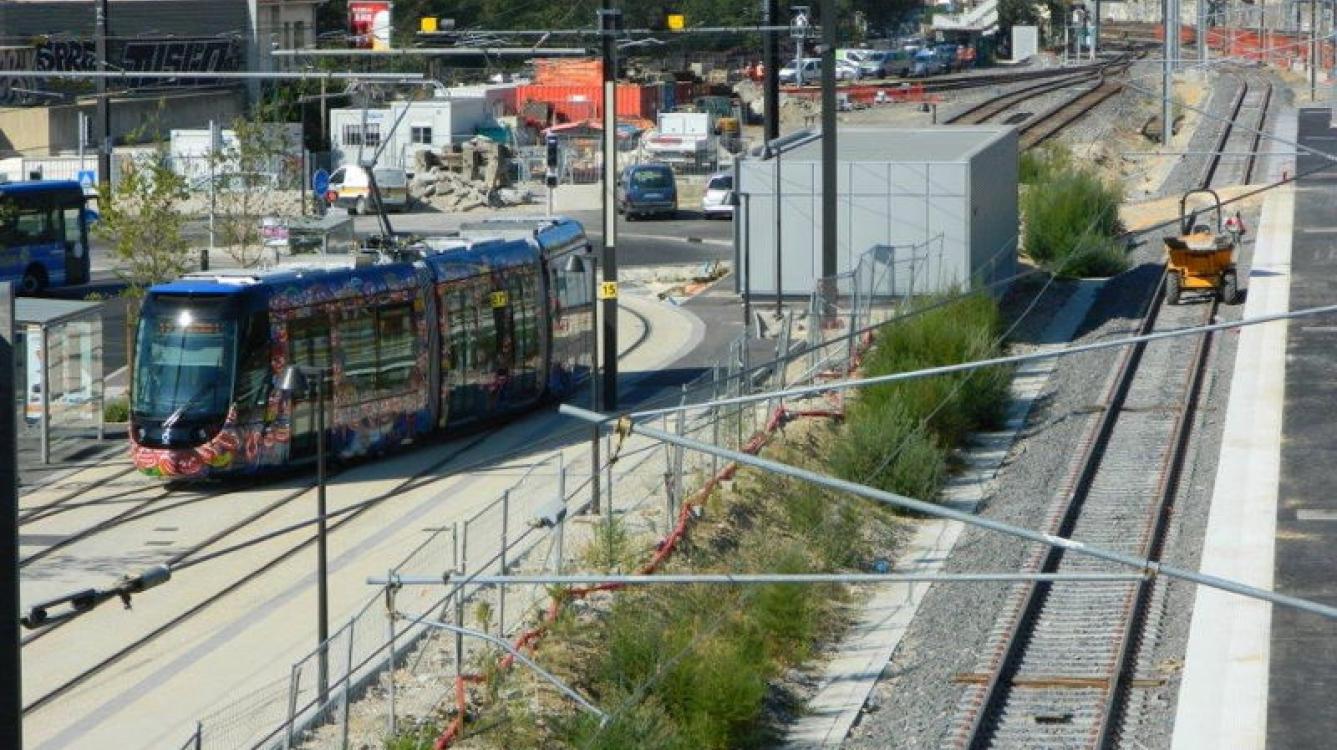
[564,252,604,518]
[279,364,330,704]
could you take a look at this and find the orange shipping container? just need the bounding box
[517,83,660,122]
[533,58,604,86]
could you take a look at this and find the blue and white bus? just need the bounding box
[0,180,92,293]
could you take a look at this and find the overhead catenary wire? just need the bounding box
[372,572,1148,586]
[558,403,1337,621]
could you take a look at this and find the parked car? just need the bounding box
[835,60,862,81]
[909,49,944,77]
[325,164,409,214]
[855,49,912,78]
[701,172,734,220]
[778,58,821,85]
[617,163,678,220]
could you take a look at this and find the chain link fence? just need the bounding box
[178,237,944,749]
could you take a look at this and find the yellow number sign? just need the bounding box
[490,290,509,308]
[598,281,619,300]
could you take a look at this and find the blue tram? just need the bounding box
[129,217,595,479]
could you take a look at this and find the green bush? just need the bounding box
[103,397,130,423]
[1019,143,1073,184]
[833,294,1011,500]
[1022,163,1127,278]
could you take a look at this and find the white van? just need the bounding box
[325,164,409,214]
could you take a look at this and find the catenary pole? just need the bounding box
[820,0,837,280]
[764,0,781,144]
[599,3,621,410]
[95,0,111,191]
[0,283,20,750]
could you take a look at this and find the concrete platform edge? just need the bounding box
[1170,179,1294,750]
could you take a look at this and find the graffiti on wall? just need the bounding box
[0,37,242,102]
[0,47,36,105]
[34,40,96,72]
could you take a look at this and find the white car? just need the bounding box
[701,172,734,219]
[836,60,862,81]
[778,58,821,85]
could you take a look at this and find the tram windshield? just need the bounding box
[133,295,238,429]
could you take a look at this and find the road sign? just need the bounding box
[312,168,330,196]
[76,170,96,190]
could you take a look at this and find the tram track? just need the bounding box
[1202,72,1272,189]
[20,429,495,715]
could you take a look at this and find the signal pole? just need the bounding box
[0,283,19,750]
[599,3,621,410]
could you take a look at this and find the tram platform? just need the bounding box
[1172,107,1337,748]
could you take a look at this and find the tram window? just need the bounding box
[341,309,377,393]
[376,303,414,393]
[235,311,271,409]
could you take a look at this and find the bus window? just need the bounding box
[0,184,91,291]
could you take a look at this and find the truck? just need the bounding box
[641,111,716,167]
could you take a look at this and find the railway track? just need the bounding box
[944,55,1134,149]
[1018,78,1126,150]
[947,69,1267,747]
[1202,73,1272,188]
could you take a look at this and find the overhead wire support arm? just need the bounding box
[20,564,170,629]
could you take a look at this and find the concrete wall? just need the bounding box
[0,89,245,156]
[735,126,1018,297]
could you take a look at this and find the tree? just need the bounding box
[93,145,192,299]
[209,113,299,268]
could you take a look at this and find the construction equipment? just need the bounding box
[1162,189,1241,305]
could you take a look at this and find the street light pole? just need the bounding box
[314,370,329,705]
[599,4,621,411]
[280,365,330,705]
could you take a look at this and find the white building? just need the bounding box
[329,94,502,172]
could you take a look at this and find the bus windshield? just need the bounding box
[0,182,90,292]
[133,296,238,427]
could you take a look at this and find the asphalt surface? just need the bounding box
[1269,106,1337,750]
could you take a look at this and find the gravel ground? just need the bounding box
[841,72,1286,748]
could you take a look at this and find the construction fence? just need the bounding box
[176,237,947,750]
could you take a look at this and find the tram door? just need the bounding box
[288,316,333,460]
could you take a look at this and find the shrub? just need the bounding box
[1019,143,1073,184]
[1022,164,1126,278]
[833,293,1011,500]
[103,397,130,423]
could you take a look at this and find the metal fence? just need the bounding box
[178,238,942,749]
[514,136,756,189]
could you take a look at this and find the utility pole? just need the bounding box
[0,283,20,750]
[1312,0,1318,100]
[1163,0,1173,145]
[764,0,780,143]
[819,0,837,280]
[95,0,111,191]
[1199,0,1208,63]
[599,3,621,411]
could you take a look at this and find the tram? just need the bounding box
[129,217,596,479]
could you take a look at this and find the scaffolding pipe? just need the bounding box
[370,572,1147,586]
[557,404,1337,622]
[628,301,1337,419]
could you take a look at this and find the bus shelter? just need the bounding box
[16,297,104,465]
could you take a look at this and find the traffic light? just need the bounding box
[545,134,559,187]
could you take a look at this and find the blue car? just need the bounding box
[617,163,678,220]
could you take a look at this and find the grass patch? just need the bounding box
[1020,143,1128,278]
